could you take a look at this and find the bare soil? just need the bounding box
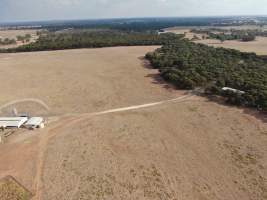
[0,47,266,200]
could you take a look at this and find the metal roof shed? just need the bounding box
[0,117,28,128]
[24,117,44,129]
[222,87,245,94]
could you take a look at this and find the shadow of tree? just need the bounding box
[199,94,267,124]
[139,56,177,91]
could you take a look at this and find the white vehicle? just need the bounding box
[24,117,45,129]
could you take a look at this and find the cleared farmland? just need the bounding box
[0,47,266,200]
[0,46,180,116]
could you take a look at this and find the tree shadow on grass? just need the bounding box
[139,56,177,91]
[199,94,267,124]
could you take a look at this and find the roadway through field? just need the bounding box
[33,93,193,200]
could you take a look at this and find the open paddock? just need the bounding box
[0,47,266,200]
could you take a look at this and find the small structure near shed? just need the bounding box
[222,87,245,94]
[24,117,44,129]
[0,117,28,129]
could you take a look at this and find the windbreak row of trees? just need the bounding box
[0,31,182,53]
[209,32,256,42]
[146,38,267,110]
[191,28,265,42]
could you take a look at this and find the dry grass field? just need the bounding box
[197,36,267,55]
[0,47,266,200]
[0,46,179,115]
[0,29,38,40]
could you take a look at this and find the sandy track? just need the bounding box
[90,94,191,116]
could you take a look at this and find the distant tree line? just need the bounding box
[0,31,182,53]
[146,38,267,111]
[209,32,256,42]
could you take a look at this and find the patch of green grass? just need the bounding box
[188,106,199,112]
[0,176,32,200]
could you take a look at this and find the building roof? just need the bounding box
[25,117,43,127]
[222,87,245,94]
[0,117,28,128]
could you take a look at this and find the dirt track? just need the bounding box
[0,47,266,200]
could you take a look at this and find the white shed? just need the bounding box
[0,117,28,128]
[222,87,245,94]
[24,117,44,129]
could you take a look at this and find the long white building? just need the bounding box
[0,117,28,128]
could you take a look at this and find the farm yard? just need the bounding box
[0,46,266,200]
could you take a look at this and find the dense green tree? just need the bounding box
[146,39,267,111]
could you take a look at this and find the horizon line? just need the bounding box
[1,14,267,25]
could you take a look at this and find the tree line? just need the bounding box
[0,31,181,53]
[146,37,267,111]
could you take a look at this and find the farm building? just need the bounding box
[0,117,28,128]
[24,117,44,129]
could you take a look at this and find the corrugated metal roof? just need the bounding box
[0,117,28,128]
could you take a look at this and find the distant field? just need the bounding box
[165,26,267,55]
[164,27,203,39]
[0,29,39,49]
[198,36,267,55]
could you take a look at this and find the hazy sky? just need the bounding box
[0,0,267,22]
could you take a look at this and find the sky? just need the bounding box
[0,0,267,22]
